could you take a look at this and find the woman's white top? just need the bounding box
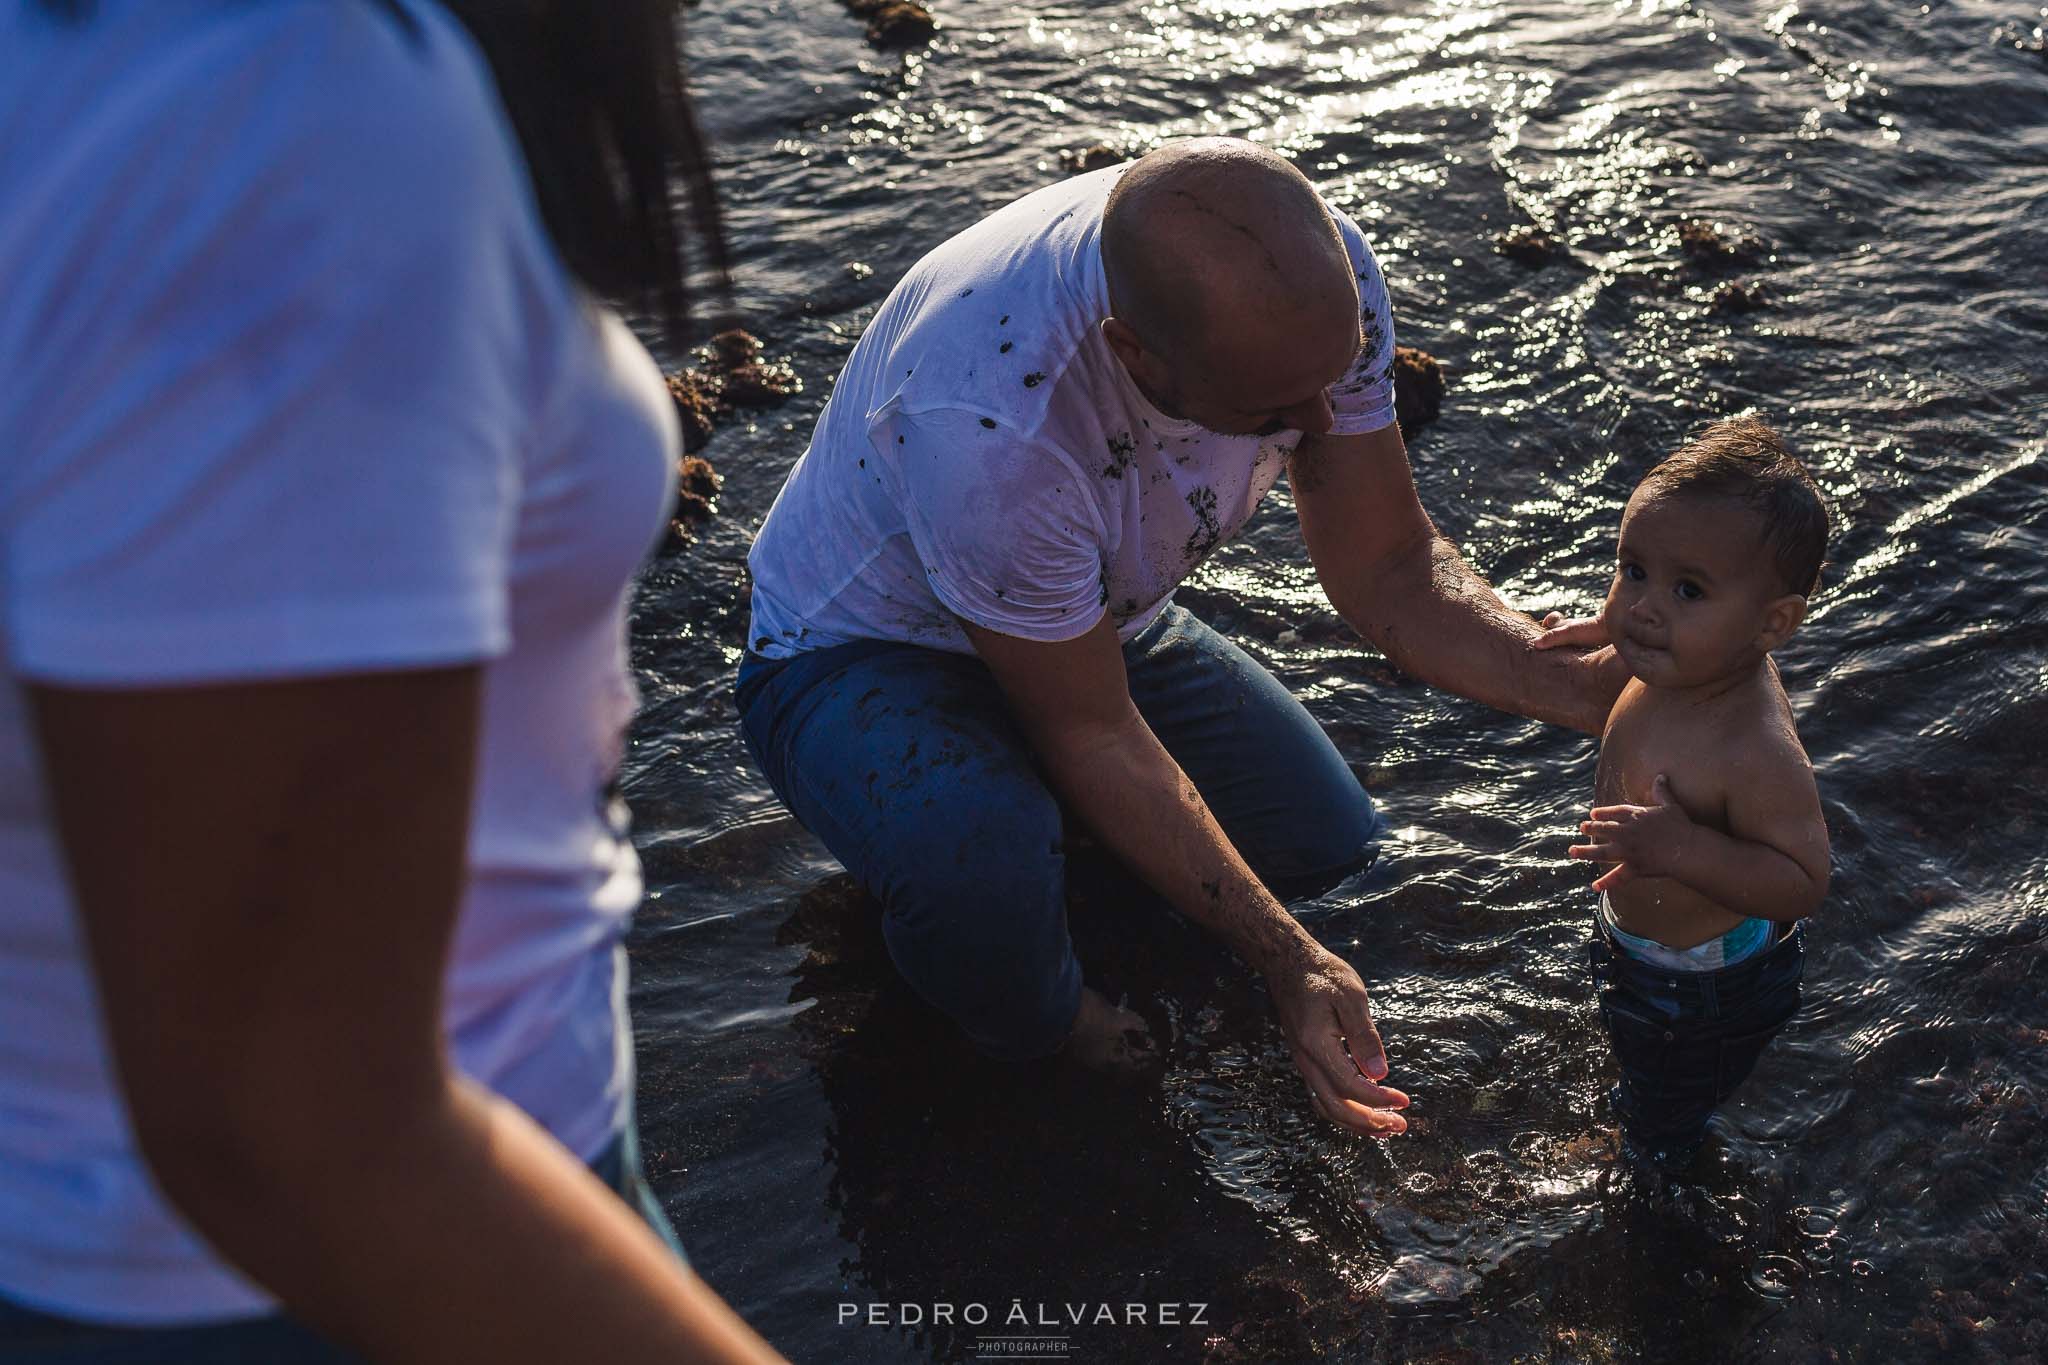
[0,0,677,1324]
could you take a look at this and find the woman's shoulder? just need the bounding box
[6,1,548,267]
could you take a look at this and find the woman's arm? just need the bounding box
[31,667,783,1365]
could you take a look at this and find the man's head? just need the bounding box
[1601,417,1830,689]
[1099,138,1362,438]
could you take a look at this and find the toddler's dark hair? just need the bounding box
[1641,417,1829,596]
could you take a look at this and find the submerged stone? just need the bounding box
[1495,225,1561,267]
[1676,216,1763,266]
[1708,279,1773,315]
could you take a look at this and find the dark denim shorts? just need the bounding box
[0,1116,684,1363]
[1587,912,1805,1168]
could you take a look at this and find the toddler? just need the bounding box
[1543,416,1830,1169]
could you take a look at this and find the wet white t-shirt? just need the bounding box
[0,0,674,1325]
[746,165,1397,657]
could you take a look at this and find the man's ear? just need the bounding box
[1757,592,1807,652]
[1100,316,1146,370]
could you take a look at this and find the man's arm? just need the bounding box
[1289,424,1625,735]
[962,615,1409,1136]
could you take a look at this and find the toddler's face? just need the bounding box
[1600,488,1788,690]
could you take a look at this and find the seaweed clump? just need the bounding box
[842,0,936,47]
[669,455,720,547]
[1675,217,1763,267]
[664,329,802,455]
[1708,280,1772,316]
[1392,345,1445,440]
[661,329,803,549]
[1060,143,1128,173]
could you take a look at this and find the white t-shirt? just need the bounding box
[745,165,1397,657]
[0,0,675,1325]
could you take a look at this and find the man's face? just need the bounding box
[1600,488,1789,691]
[1153,315,1364,440]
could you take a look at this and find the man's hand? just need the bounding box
[1568,772,1695,891]
[1532,610,1610,651]
[1264,940,1410,1136]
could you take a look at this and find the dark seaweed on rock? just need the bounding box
[1495,225,1562,267]
[1060,142,1129,173]
[1392,345,1445,441]
[841,0,936,48]
[660,329,803,551]
[1708,279,1773,316]
[663,328,802,456]
[664,454,720,552]
[1675,216,1764,267]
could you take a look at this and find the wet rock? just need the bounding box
[1060,142,1128,173]
[1708,279,1772,315]
[1675,216,1763,267]
[1392,345,1445,440]
[664,329,804,454]
[664,368,722,454]
[709,327,763,368]
[1494,225,1561,267]
[1369,1254,1482,1309]
[1200,1278,1315,1363]
[842,0,936,48]
[722,359,802,407]
[661,330,804,548]
[666,455,720,550]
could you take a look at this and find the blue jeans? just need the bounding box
[0,1118,683,1362]
[1588,911,1806,1168]
[736,604,1384,1059]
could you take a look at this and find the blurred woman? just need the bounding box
[0,1,781,1360]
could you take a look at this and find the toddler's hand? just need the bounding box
[1568,773,1693,890]
[1532,610,1609,651]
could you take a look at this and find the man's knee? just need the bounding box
[1255,781,1384,900]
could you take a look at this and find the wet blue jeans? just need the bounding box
[1588,911,1805,1168]
[0,1117,682,1362]
[736,604,1383,1059]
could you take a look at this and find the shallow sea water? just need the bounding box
[619,1,2048,1359]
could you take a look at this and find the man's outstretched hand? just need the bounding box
[1532,610,1609,650]
[1265,941,1409,1137]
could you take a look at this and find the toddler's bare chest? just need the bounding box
[1595,694,1732,829]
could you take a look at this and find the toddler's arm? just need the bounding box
[1569,753,1828,920]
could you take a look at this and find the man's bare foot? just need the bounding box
[1062,986,1163,1079]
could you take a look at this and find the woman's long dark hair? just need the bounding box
[438,0,729,348]
[37,0,729,349]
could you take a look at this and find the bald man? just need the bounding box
[738,139,1620,1136]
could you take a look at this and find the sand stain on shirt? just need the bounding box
[1104,431,1137,479]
